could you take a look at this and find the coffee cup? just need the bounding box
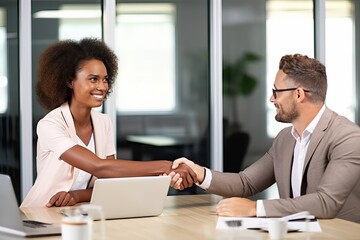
[61,204,105,240]
[267,219,287,239]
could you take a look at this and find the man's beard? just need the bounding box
[275,103,299,123]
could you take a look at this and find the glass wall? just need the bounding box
[115,0,211,194]
[0,0,20,200]
[222,0,267,172]
[115,3,177,113]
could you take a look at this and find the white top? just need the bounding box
[70,134,95,190]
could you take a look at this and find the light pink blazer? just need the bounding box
[21,102,115,207]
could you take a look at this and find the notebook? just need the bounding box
[0,174,61,237]
[90,175,171,219]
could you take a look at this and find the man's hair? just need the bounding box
[279,54,327,103]
[36,38,118,111]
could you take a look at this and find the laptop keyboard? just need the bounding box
[23,220,50,228]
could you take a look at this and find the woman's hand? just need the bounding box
[163,172,184,190]
[46,191,79,207]
[46,188,92,207]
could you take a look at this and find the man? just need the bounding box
[173,54,360,223]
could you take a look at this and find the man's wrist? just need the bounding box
[197,167,206,184]
[256,200,266,217]
[196,168,212,189]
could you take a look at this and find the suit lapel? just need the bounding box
[283,137,296,197]
[88,111,105,188]
[90,110,99,156]
[59,102,79,179]
[60,102,77,139]
[301,107,334,194]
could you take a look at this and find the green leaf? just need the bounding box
[222,52,261,97]
[240,74,258,96]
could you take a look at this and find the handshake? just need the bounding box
[165,157,205,190]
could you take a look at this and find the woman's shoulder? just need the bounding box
[37,104,68,130]
[38,106,62,122]
[91,109,113,127]
[91,109,111,120]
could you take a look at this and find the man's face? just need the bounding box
[270,70,299,123]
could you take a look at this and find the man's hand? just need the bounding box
[172,157,205,184]
[46,191,79,207]
[216,197,256,217]
[171,162,198,189]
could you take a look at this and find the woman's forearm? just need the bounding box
[61,145,172,178]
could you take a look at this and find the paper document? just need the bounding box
[216,211,321,232]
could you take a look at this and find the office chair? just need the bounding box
[223,131,250,173]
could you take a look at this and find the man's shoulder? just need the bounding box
[275,126,292,137]
[321,111,360,143]
[328,110,360,131]
[318,107,358,130]
[272,126,294,147]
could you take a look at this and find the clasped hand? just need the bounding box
[166,160,198,190]
[170,157,256,217]
[168,157,205,190]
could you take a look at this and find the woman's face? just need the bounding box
[69,59,109,109]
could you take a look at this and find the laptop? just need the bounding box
[0,174,61,237]
[90,175,171,219]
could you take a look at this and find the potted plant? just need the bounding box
[223,52,261,134]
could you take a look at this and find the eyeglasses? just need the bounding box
[272,87,310,99]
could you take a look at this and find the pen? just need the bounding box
[288,218,317,222]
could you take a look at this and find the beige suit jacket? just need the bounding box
[208,107,360,223]
[21,102,116,207]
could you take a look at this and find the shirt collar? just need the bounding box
[291,104,326,139]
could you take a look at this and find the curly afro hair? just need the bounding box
[36,38,118,111]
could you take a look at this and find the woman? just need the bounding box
[21,38,196,207]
